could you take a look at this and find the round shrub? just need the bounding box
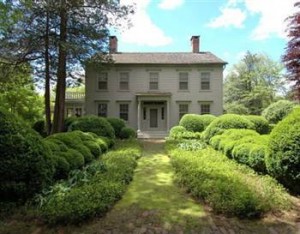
[72,130,95,142]
[61,149,85,170]
[0,108,54,202]
[248,145,268,173]
[77,145,94,164]
[95,137,109,153]
[266,108,300,194]
[70,115,115,139]
[169,126,186,139]
[64,116,78,132]
[107,117,126,138]
[202,114,254,142]
[179,114,205,132]
[199,114,217,130]
[244,115,270,134]
[52,156,70,180]
[262,100,295,124]
[119,127,136,139]
[84,140,101,158]
[32,119,47,137]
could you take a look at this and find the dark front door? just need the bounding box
[149,108,158,128]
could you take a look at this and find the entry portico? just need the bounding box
[136,92,171,138]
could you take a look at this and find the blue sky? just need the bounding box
[116,0,298,75]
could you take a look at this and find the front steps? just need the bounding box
[137,131,168,139]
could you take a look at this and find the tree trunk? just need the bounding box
[52,0,67,134]
[44,5,51,135]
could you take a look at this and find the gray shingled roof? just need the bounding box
[110,52,227,65]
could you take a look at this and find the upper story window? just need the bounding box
[149,72,159,90]
[179,104,189,120]
[98,103,107,117]
[200,103,211,114]
[98,73,108,90]
[119,103,129,121]
[119,72,129,90]
[179,72,188,90]
[201,72,210,90]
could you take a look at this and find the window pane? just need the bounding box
[98,103,107,117]
[201,72,210,90]
[120,104,129,121]
[201,104,211,114]
[149,73,159,90]
[120,73,129,90]
[98,73,108,90]
[179,104,188,120]
[161,107,164,120]
[179,72,188,90]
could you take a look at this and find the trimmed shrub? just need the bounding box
[166,141,291,218]
[266,108,300,194]
[199,114,217,130]
[179,114,205,132]
[244,115,270,134]
[84,140,101,158]
[70,115,115,139]
[107,117,126,138]
[39,140,142,224]
[61,149,85,170]
[262,100,295,124]
[119,127,136,139]
[64,116,78,132]
[202,114,254,142]
[169,126,201,140]
[32,119,47,137]
[51,156,70,180]
[0,108,54,202]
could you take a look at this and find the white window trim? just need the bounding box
[97,73,108,91]
[179,72,189,91]
[119,72,130,91]
[200,72,211,91]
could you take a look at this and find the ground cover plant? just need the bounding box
[37,140,142,224]
[166,140,291,218]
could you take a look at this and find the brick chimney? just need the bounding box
[191,36,200,53]
[109,36,118,53]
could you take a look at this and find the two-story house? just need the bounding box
[85,36,226,138]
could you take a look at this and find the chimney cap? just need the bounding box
[190,35,200,40]
[110,35,118,40]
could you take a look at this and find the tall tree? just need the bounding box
[0,0,132,133]
[282,1,300,101]
[224,52,286,115]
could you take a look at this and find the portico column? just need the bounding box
[167,99,170,132]
[137,100,141,132]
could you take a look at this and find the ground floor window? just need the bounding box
[75,108,82,117]
[119,103,129,121]
[200,103,211,114]
[98,103,107,117]
[179,104,189,120]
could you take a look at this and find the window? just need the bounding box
[179,104,188,120]
[161,107,164,120]
[201,72,210,90]
[179,72,188,90]
[98,73,108,90]
[119,104,129,121]
[119,72,129,90]
[149,72,159,90]
[98,103,107,117]
[75,108,82,117]
[200,103,211,114]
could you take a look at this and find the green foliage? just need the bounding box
[166,141,291,218]
[202,114,254,142]
[179,114,216,132]
[107,117,126,138]
[225,102,250,115]
[0,108,54,202]
[61,149,85,170]
[64,116,78,132]
[224,52,285,115]
[210,129,268,173]
[70,115,115,139]
[32,120,47,137]
[38,140,142,224]
[169,126,202,140]
[243,115,270,134]
[262,100,295,124]
[119,127,136,139]
[51,156,70,180]
[177,140,207,151]
[84,140,101,158]
[266,108,300,194]
[179,114,205,132]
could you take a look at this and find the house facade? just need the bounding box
[85,36,226,138]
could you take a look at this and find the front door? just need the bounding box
[149,108,158,128]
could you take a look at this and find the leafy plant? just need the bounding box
[177,140,207,151]
[262,100,295,124]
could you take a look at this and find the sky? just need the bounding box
[115,0,298,75]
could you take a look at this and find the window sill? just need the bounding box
[118,90,130,92]
[199,90,212,92]
[178,90,190,92]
